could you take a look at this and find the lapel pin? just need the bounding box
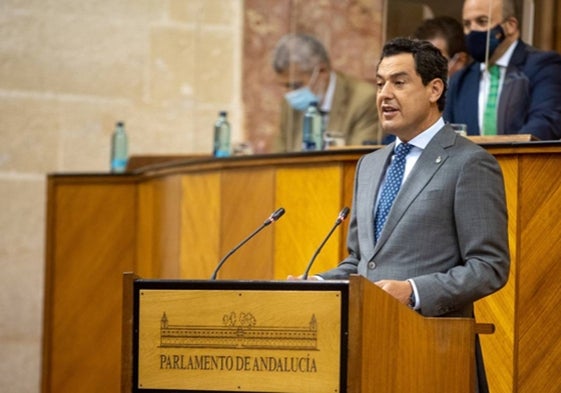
[435,156,442,164]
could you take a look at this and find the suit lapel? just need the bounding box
[372,127,454,255]
[498,41,527,134]
[360,144,394,258]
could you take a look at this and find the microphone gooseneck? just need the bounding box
[210,207,285,280]
[302,207,350,280]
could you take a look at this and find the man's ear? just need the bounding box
[457,52,470,64]
[428,78,444,104]
[317,62,330,74]
[502,16,519,37]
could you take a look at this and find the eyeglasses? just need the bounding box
[281,66,320,91]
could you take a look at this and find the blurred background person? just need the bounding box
[272,33,381,152]
[413,16,471,77]
[444,0,561,139]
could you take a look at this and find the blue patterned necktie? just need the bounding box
[374,143,413,241]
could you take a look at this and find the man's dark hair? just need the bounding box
[413,16,467,59]
[378,37,448,112]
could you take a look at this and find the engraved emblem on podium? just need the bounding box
[160,312,318,350]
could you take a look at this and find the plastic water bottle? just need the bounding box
[302,101,323,151]
[110,121,128,173]
[213,111,231,157]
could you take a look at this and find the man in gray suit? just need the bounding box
[294,37,510,392]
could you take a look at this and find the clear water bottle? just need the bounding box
[110,121,128,173]
[213,111,231,157]
[302,101,323,151]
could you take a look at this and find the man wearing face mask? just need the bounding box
[272,33,381,152]
[444,0,561,140]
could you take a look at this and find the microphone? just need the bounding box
[302,207,350,280]
[210,207,285,280]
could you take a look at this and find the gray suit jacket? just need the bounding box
[319,125,510,317]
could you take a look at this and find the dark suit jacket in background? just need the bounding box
[274,71,379,152]
[444,40,561,140]
[319,125,510,319]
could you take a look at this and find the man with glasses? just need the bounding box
[272,33,381,152]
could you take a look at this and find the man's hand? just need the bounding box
[375,279,412,305]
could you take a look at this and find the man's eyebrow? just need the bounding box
[376,71,409,79]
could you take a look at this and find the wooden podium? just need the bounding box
[122,273,479,393]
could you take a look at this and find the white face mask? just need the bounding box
[284,87,319,111]
[283,66,320,111]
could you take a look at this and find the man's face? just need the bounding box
[375,53,441,140]
[462,0,503,34]
[276,67,314,92]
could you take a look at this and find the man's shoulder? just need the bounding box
[510,40,561,71]
[429,126,495,162]
[361,143,393,162]
[336,71,376,96]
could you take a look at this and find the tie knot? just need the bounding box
[395,143,412,159]
[488,64,500,78]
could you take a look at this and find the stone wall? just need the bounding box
[0,1,243,392]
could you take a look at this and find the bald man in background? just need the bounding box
[444,0,561,139]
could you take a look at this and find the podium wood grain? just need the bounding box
[43,179,137,393]
[347,275,474,393]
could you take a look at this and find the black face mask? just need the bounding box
[465,24,505,63]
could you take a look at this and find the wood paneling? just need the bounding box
[517,153,561,392]
[136,176,182,278]
[180,172,221,279]
[217,168,276,279]
[475,156,518,393]
[43,179,137,393]
[275,164,345,279]
[474,150,561,393]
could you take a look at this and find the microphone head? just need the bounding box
[271,207,285,221]
[265,207,285,225]
[336,206,350,224]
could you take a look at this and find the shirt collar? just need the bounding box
[320,71,337,113]
[395,117,445,151]
[479,39,518,71]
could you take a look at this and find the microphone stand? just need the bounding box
[302,207,350,280]
[210,208,285,280]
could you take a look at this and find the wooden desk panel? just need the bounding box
[275,164,346,279]
[516,153,561,392]
[212,167,276,280]
[475,155,518,393]
[43,179,137,393]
